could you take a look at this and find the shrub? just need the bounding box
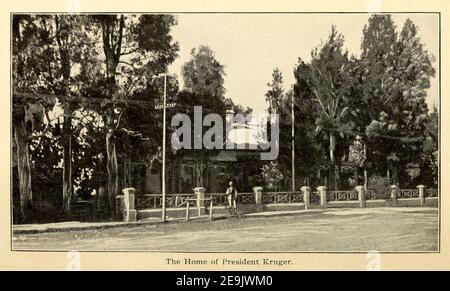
[261,162,284,191]
[367,175,391,194]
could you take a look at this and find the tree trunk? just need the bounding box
[393,166,398,186]
[100,15,125,217]
[329,133,336,190]
[337,163,341,190]
[387,168,391,185]
[329,133,335,164]
[364,168,368,190]
[14,121,33,222]
[102,56,119,216]
[62,110,72,213]
[106,125,118,215]
[55,15,73,215]
[96,186,106,215]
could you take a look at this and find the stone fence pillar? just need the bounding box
[253,186,264,212]
[417,185,425,206]
[355,186,365,208]
[391,185,399,207]
[122,188,137,222]
[301,186,311,209]
[317,186,327,208]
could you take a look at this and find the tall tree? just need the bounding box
[294,26,354,189]
[96,15,125,215]
[178,45,243,189]
[265,68,284,115]
[53,15,95,213]
[419,106,438,187]
[182,45,226,100]
[54,15,73,214]
[359,15,435,185]
[12,15,57,221]
[310,26,353,166]
[264,68,290,189]
[292,61,324,187]
[94,14,178,214]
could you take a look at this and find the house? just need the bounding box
[134,120,265,194]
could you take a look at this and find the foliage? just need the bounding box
[289,26,356,190]
[367,175,391,194]
[356,15,435,185]
[265,68,284,115]
[261,162,284,191]
[12,14,180,220]
[182,45,226,99]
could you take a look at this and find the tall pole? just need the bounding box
[162,74,167,222]
[154,74,176,222]
[291,88,295,192]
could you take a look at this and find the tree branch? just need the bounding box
[121,47,140,56]
[114,109,124,130]
[115,15,125,61]
[313,88,330,118]
[75,109,102,130]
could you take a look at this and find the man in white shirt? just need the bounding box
[225,181,238,216]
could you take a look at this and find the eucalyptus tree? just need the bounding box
[93,14,179,214]
[293,26,354,189]
[12,15,57,221]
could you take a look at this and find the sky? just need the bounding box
[167,13,439,116]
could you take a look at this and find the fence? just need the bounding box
[366,188,390,200]
[327,190,359,201]
[135,193,196,209]
[132,186,439,210]
[134,191,306,209]
[397,189,420,199]
[425,188,439,198]
[262,191,304,204]
[118,185,439,222]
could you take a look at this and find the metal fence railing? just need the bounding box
[327,190,359,202]
[134,188,439,209]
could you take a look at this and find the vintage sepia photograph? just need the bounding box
[11,12,439,253]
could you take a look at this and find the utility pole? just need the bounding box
[291,87,295,192]
[154,74,176,222]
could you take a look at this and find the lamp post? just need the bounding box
[154,73,176,222]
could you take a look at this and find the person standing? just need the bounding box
[226,181,238,216]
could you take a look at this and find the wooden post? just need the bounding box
[185,202,190,221]
[209,199,213,220]
[194,186,206,216]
